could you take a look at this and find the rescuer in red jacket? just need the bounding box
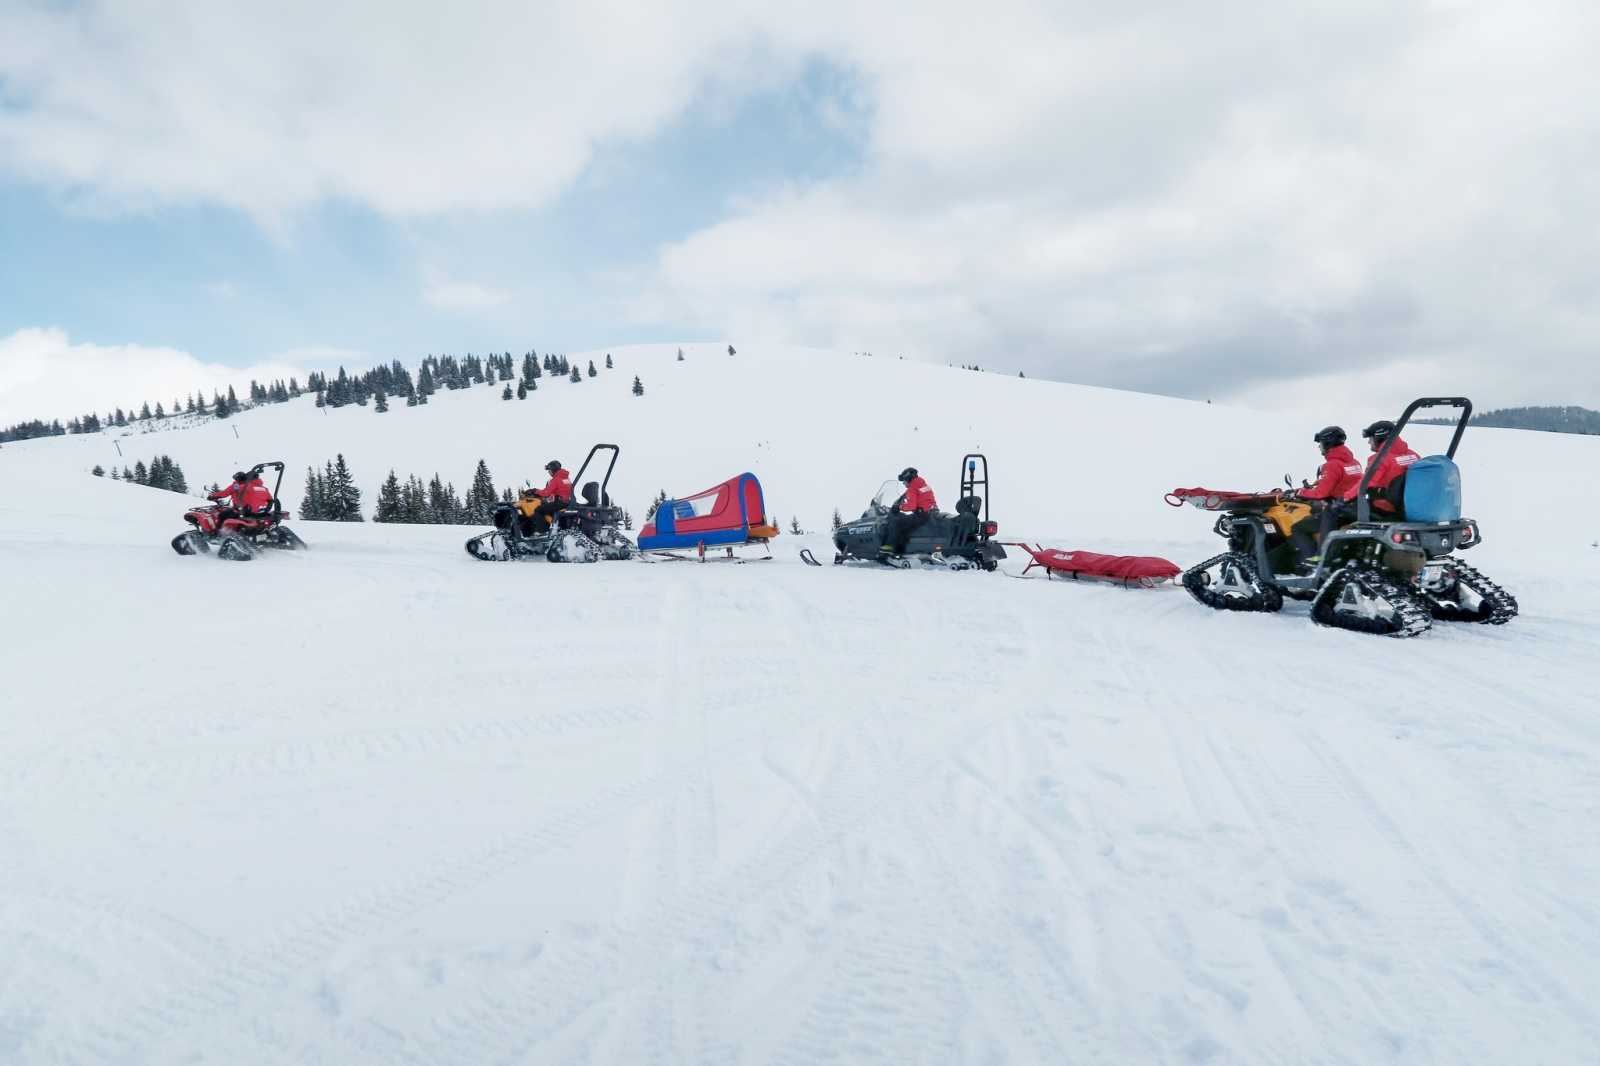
[880,466,938,559]
[1289,427,1364,566]
[207,470,272,526]
[521,459,573,533]
[1361,420,1421,517]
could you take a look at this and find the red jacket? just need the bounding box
[899,476,937,513]
[1301,444,1363,502]
[209,478,273,513]
[1365,437,1420,513]
[538,468,573,502]
[208,481,246,508]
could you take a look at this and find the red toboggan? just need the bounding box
[1003,543,1181,588]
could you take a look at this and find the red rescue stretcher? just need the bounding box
[1003,543,1181,588]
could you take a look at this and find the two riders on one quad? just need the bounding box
[1174,397,1517,638]
[171,461,307,561]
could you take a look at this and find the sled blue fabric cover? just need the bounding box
[1403,456,1462,522]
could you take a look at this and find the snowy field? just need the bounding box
[3,349,1599,1064]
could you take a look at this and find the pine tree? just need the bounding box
[146,457,168,490]
[139,402,152,420]
[728,345,736,356]
[300,466,324,520]
[186,395,197,414]
[586,359,597,378]
[374,470,404,523]
[226,385,239,413]
[110,467,121,480]
[114,408,127,427]
[622,509,633,530]
[215,392,232,419]
[632,375,644,396]
[132,460,148,484]
[154,402,165,419]
[516,381,527,400]
[122,466,134,481]
[166,457,188,494]
[677,347,685,362]
[502,384,513,401]
[406,393,419,407]
[466,459,498,523]
[418,363,436,397]
[1018,370,1026,378]
[569,365,581,383]
[605,353,613,369]
[374,387,388,413]
[92,465,105,477]
[327,454,364,521]
[831,508,843,531]
[789,516,803,535]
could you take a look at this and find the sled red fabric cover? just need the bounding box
[1007,544,1180,583]
[1164,487,1277,510]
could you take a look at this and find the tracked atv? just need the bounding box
[830,454,1007,571]
[1172,397,1516,638]
[465,444,634,563]
[171,461,308,561]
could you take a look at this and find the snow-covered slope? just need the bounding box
[2,349,1599,1065]
[7,342,1597,556]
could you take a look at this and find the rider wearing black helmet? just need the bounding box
[880,466,939,560]
[1361,420,1421,517]
[1289,425,1364,567]
[517,458,574,534]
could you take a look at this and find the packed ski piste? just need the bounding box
[3,344,1597,1066]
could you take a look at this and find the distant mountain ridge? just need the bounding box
[1418,405,1600,435]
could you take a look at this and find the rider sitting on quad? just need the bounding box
[207,470,272,526]
[880,466,938,559]
[517,459,574,534]
[1289,426,1363,567]
[1361,420,1421,519]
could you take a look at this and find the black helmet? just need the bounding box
[1362,420,1395,443]
[233,470,249,483]
[545,460,562,474]
[1312,426,1346,449]
[898,466,918,484]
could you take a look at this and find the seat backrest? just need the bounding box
[1403,456,1462,522]
[580,481,603,506]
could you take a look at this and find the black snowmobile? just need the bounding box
[171,460,308,561]
[464,444,634,563]
[1179,397,1517,638]
[830,454,1007,570]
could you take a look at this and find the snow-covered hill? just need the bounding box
[2,347,1599,1065]
[7,342,1597,555]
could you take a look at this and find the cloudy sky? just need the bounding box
[2,0,1597,424]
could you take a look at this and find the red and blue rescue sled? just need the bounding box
[638,472,780,561]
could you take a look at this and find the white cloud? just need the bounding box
[422,278,512,312]
[0,327,350,425]
[3,1,1599,406]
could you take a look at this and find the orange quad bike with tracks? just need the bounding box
[171,461,308,562]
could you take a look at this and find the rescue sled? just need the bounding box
[1004,543,1181,588]
[637,472,779,562]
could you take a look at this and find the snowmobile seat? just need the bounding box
[949,495,982,547]
[579,481,612,507]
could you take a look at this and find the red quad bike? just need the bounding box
[171,461,308,561]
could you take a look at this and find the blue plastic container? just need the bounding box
[1403,455,1462,522]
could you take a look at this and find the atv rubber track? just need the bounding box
[1425,560,1519,626]
[1182,551,1283,613]
[1311,564,1433,638]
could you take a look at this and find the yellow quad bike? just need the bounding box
[1169,397,1517,638]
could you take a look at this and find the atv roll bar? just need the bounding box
[960,453,992,532]
[573,444,620,503]
[1355,397,1471,523]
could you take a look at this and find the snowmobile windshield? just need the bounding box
[872,480,906,512]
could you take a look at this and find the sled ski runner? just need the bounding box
[1171,396,1517,638]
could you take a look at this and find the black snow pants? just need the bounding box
[883,509,930,555]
